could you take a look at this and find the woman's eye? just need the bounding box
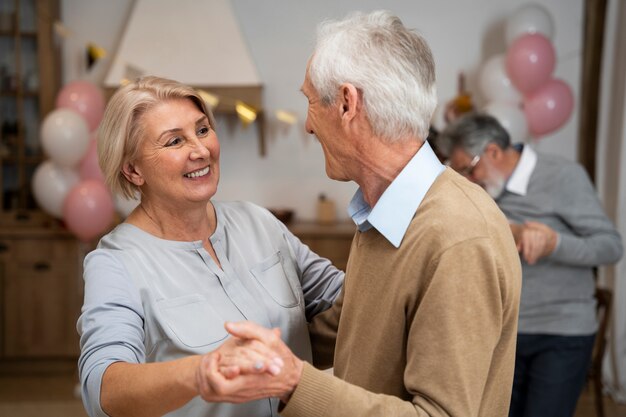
[197,126,210,136]
[166,137,182,147]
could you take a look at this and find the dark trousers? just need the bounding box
[508,333,596,417]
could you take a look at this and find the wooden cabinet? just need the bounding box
[0,228,82,366]
[0,0,60,211]
[288,221,355,271]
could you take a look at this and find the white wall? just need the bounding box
[61,0,584,220]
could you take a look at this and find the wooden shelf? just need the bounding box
[0,155,45,164]
[0,90,40,97]
[287,221,355,271]
[0,30,37,37]
[0,0,60,213]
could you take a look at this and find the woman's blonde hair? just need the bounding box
[98,76,216,199]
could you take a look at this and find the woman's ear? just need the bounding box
[122,162,145,186]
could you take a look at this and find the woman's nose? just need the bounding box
[190,138,210,159]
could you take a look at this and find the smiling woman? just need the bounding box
[76,76,344,417]
[123,98,221,222]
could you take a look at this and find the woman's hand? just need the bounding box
[194,322,303,404]
[225,322,303,403]
[217,330,284,378]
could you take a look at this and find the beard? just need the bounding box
[482,161,506,199]
[484,177,505,199]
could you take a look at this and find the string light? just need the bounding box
[197,90,220,109]
[235,100,258,125]
[52,20,303,130]
[53,21,73,39]
[87,42,107,60]
[276,110,297,125]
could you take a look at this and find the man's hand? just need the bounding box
[225,321,304,403]
[194,322,303,404]
[195,351,291,404]
[515,221,558,265]
[217,329,284,379]
[194,330,283,403]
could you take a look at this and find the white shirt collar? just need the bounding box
[347,141,445,248]
[506,144,537,196]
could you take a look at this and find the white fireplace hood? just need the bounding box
[104,0,262,111]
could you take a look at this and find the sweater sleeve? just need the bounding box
[548,164,623,267]
[281,237,514,417]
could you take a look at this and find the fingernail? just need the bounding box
[269,364,281,376]
[254,361,263,371]
[273,357,284,367]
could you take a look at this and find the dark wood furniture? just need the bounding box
[287,220,355,271]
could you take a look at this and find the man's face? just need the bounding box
[300,67,351,182]
[449,146,506,198]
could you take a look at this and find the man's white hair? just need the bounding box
[309,10,437,142]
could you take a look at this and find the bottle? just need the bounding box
[316,194,336,225]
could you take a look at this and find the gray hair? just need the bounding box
[309,10,437,141]
[436,113,511,158]
[98,76,215,199]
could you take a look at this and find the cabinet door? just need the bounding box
[299,237,352,271]
[3,239,82,358]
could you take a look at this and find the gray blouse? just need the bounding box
[77,201,345,417]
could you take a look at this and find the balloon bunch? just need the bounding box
[32,80,139,241]
[478,4,574,142]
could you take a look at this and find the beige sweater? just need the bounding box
[282,169,522,417]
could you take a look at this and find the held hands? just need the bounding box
[195,321,303,404]
[510,221,558,265]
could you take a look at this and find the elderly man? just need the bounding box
[202,11,522,417]
[437,113,623,417]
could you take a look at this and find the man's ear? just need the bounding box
[122,162,145,186]
[338,83,361,120]
[484,142,503,161]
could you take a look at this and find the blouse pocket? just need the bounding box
[250,251,300,308]
[158,294,229,348]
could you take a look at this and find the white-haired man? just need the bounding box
[202,11,522,417]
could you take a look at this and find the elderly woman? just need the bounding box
[77,76,344,417]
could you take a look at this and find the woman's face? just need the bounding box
[130,98,220,207]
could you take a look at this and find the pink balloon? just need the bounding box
[79,133,104,182]
[63,180,114,242]
[56,80,105,131]
[506,33,556,94]
[524,78,574,137]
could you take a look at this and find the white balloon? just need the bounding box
[505,3,555,46]
[31,160,80,218]
[114,193,141,218]
[484,101,529,144]
[41,108,90,167]
[479,55,521,104]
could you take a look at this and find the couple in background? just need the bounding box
[78,10,523,417]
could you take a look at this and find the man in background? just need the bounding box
[437,112,623,417]
[202,10,522,417]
